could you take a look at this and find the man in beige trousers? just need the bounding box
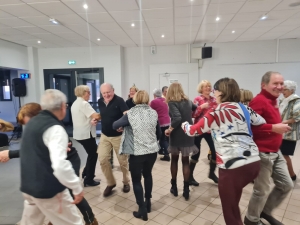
[97,83,130,197]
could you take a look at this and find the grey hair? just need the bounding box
[40,89,67,111]
[261,71,281,84]
[153,88,162,97]
[100,83,114,90]
[284,80,297,93]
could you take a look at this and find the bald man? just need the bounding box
[97,83,130,197]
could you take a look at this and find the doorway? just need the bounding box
[44,68,104,136]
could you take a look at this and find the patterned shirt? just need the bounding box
[192,95,217,124]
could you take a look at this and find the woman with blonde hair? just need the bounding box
[165,83,198,200]
[71,85,100,187]
[241,89,254,106]
[279,80,300,180]
[126,84,138,109]
[190,80,218,186]
[113,90,161,221]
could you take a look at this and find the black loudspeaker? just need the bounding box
[12,78,26,97]
[202,47,212,59]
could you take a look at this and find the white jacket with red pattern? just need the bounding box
[182,102,266,169]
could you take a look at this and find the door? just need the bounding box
[159,73,189,95]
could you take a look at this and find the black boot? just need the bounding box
[208,161,218,184]
[170,179,178,197]
[145,198,151,213]
[189,162,199,186]
[133,203,148,221]
[183,181,190,200]
[160,155,170,161]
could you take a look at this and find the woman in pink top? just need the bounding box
[189,80,218,186]
[150,88,171,161]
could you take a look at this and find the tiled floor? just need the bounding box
[2,140,300,225]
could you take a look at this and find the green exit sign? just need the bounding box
[68,60,76,65]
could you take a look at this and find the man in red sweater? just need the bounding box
[244,72,293,225]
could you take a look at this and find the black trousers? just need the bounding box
[129,153,157,206]
[159,126,169,155]
[76,134,98,182]
[68,151,94,223]
[191,133,216,162]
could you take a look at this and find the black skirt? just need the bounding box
[280,139,297,156]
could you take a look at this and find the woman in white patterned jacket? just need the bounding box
[113,90,161,222]
[182,78,266,225]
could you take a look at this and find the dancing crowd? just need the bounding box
[0,71,299,225]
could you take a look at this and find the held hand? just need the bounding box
[0,150,10,163]
[72,191,84,204]
[272,123,292,134]
[91,118,98,126]
[67,142,72,152]
[165,129,171,137]
[117,127,124,132]
[201,102,209,109]
[181,122,196,136]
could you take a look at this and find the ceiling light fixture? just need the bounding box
[131,23,135,27]
[37,40,41,44]
[216,17,220,21]
[260,15,268,20]
[97,38,100,41]
[49,18,59,25]
[232,30,235,34]
[161,34,165,38]
[83,3,88,9]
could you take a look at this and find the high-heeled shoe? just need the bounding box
[145,198,151,213]
[133,204,148,221]
[183,181,190,200]
[170,179,178,197]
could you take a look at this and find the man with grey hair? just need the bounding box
[244,72,293,225]
[97,83,130,197]
[20,89,84,225]
[150,88,170,161]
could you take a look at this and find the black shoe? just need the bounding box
[189,177,199,186]
[260,212,283,225]
[291,175,297,181]
[160,155,170,161]
[209,162,219,184]
[244,216,266,225]
[145,198,151,213]
[84,180,100,187]
[183,181,190,200]
[133,204,148,221]
[158,149,164,155]
[170,179,178,197]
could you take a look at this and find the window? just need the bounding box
[0,70,12,101]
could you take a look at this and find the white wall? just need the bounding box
[192,39,300,96]
[37,46,123,97]
[0,39,29,70]
[123,45,188,97]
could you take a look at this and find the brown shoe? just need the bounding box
[123,184,130,193]
[103,184,116,197]
[86,218,98,225]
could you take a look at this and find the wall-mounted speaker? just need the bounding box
[191,47,213,59]
[12,78,26,97]
[202,47,212,59]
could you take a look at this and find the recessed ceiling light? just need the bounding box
[49,18,59,25]
[216,17,220,21]
[260,15,268,20]
[131,23,135,27]
[232,30,235,34]
[83,4,88,9]
[161,34,165,38]
[37,40,41,44]
[97,38,100,41]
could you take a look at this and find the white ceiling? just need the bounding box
[0,0,300,48]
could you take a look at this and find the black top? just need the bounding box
[112,114,162,140]
[20,110,66,198]
[168,100,197,147]
[98,95,129,137]
[125,98,135,109]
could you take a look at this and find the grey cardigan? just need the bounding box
[168,99,197,147]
